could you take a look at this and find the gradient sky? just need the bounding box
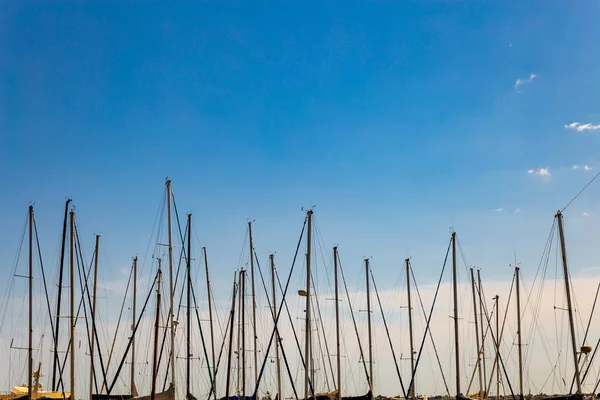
[2,1,600,396]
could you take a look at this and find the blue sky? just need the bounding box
[3,1,600,284]
[2,2,600,394]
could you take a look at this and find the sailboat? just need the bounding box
[0,206,72,400]
[537,211,583,400]
[0,363,70,400]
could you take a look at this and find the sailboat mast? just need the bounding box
[226,272,238,400]
[186,214,192,398]
[53,199,71,391]
[28,205,33,400]
[470,268,483,399]
[515,266,523,400]
[151,260,163,400]
[90,235,100,400]
[237,274,242,394]
[203,247,217,385]
[131,256,137,396]
[166,179,176,388]
[556,211,582,394]
[70,210,76,400]
[241,269,246,399]
[494,295,499,400]
[477,270,487,397]
[270,254,282,400]
[248,222,258,386]
[304,210,313,400]
[365,259,373,396]
[406,258,415,399]
[334,247,341,400]
[452,232,460,397]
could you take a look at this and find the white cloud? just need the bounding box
[564,122,600,132]
[514,208,521,214]
[571,164,593,171]
[515,73,537,89]
[528,167,551,178]
[493,208,503,212]
[583,212,590,217]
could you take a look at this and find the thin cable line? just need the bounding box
[562,170,600,212]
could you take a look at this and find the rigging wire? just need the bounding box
[409,265,450,395]
[253,215,307,399]
[252,250,301,399]
[369,268,407,398]
[74,222,109,393]
[561,170,600,213]
[0,210,27,342]
[102,262,134,390]
[337,253,370,390]
[107,272,159,394]
[406,237,451,400]
[310,270,336,390]
[32,214,57,363]
[478,276,517,400]
[570,283,600,393]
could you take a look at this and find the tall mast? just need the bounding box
[186,214,192,399]
[53,199,71,391]
[248,222,258,386]
[70,210,76,400]
[28,206,33,400]
[515,266,523,400]
[166,179,176,387]
[470,268,483,399]
[226,273,238,400]
[237,273,242,394]
[270,254,282,400]
[131,257,137,397]
[405,258,415,399]
[477,270,487,397]
[304,210,313,400]
[334,247,341,400]
[90,235,100,400]
[151,261,163,400]
[365,259,373,396]
[494,295,499,400]
[203,247,216,385]
[556,211,582,394]
[241,269,246,398]
[452,232,460,398]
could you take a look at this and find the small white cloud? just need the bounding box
[514,208,521,214]
[583,212,590,217]
[564,122,600,132]
[493,208,503,212]
[515,73,537,89]
[528,167,550,178]
[571,164,593,171]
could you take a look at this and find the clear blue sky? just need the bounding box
[2,1,600,292]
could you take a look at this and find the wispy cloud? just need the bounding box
[514,208,521,214]
[571,164,593,171]
[528,167,551,178]
[583,212,591,217]
[515,73,537,89]
[564,122,600,132]
[493,208,503,212]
